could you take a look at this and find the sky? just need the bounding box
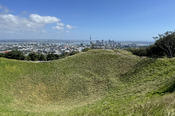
[0,0,175,41]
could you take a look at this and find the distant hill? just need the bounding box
[0,49,175,116]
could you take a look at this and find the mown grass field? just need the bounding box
[0,49,175,116]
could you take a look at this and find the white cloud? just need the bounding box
[54,22,65,30]
[66,24,73,29]
[57,22,64,27]
[0,14,18,24]
[0,14,44,32]
[30,14,60,24]
[55,25,64,30]
[0,12,74,34]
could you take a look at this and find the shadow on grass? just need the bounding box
[119,58,157,83]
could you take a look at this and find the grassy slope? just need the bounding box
[0,49,175,116]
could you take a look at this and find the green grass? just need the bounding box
[0,49,175,115]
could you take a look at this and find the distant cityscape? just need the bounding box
[0,39,153,55]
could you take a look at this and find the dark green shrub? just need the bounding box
[4,50,25,60]
[69,51,79,56]
[46,53,59,61]
[27,52,39,61]
[38,54,46,61]
[82,48,91,52]
[127,48,147,56]
[0,53,4,57]
[146,45,164,57]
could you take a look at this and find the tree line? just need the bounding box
[0,50,79,61]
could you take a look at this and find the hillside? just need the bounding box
[0,49,175,116]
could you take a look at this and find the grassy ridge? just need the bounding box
[64,58,175,116]
[0,49,175,115]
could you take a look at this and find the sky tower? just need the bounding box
[90,35,93,47]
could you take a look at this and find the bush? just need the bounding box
[46,53,59,61]
[38,54,46,61]
[146,45,164,57]
[27,52,39,61]
[69,51,79,56]
[0,53,4,57]
[4,50,25,60]
[127,48,147,56]
[128,45,165,58]
[82,48,91,52]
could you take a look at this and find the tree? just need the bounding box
[27,52,39,61]
[5,50,25,60]
[153,31,175,58]
[46,53,58,61]
[38,54,46,61]
[0,53,4,57]
[59,52,69,58]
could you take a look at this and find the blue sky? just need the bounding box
[0,0,175,41]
